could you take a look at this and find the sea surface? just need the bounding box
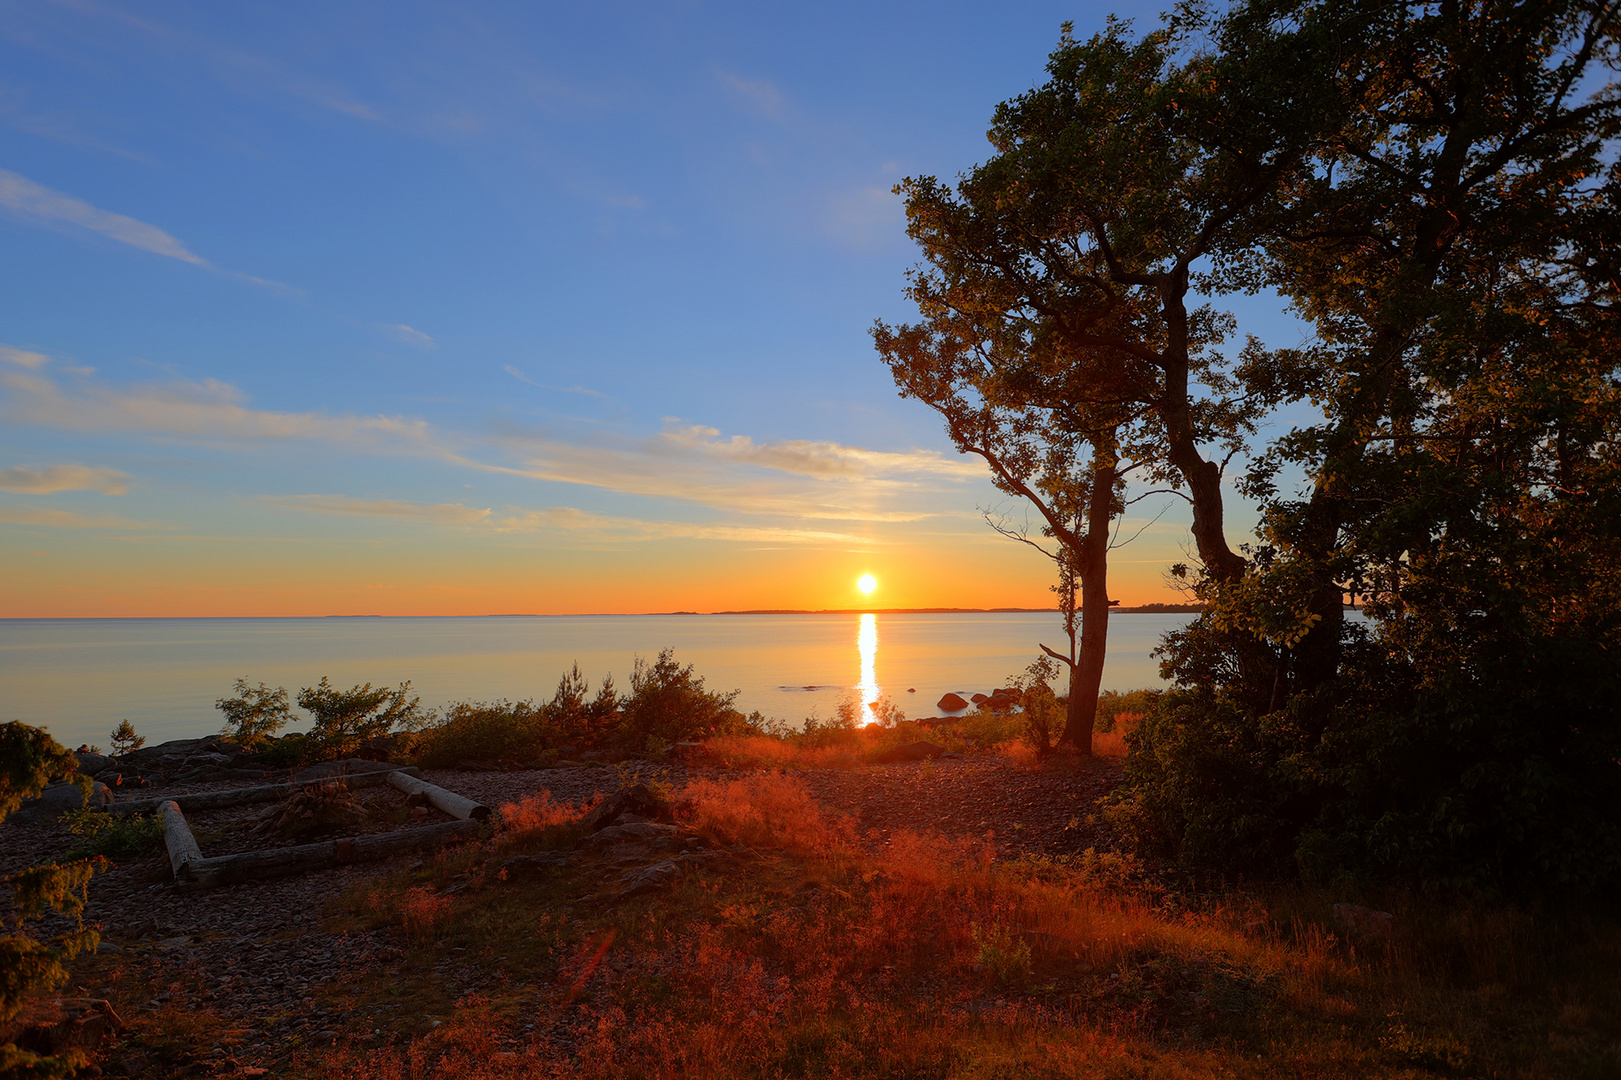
[0,613,1195,751]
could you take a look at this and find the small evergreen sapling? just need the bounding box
[108,719,144,758]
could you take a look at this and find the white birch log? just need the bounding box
[179,819,481,887]
[385,772,491,821]
[159,800,203,879]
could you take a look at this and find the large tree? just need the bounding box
[875,16,1305,747]
[1126,0,1621,891]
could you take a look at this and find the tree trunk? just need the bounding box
[107,767,421,816]
[1059,457,1115,754]
[387,771,491,821]
[179,820,481,888]
[158,800,203,879]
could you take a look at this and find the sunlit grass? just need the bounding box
[67,771,1621,1079]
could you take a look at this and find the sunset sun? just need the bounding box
[857,574,877,595]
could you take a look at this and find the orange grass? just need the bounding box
[675,770,857,854]
[271,764,1618,1080]
[699,734,864,770]
[397,885,453,942]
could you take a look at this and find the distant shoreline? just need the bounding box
[0,606,1213,620]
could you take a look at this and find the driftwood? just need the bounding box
[159,801,203,878]
[386,772,491,821]
[106,767,422,816]
[179,819,481,887]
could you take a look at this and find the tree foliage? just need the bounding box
[107,719,144,759]
[0,722,83,820]
[215,679,292,750]
[0,723,105,1079]
[875,15,1299,751]
[1112,0,1621,894]
[893,0,1621,894]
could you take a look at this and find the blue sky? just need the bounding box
[0,0,1306,616]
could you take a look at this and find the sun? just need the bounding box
[857,574,877,595]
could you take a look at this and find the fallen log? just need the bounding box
[386,772,491,821]
[180,819,482,888]
[107,767,422,816]
[159,801,203,878]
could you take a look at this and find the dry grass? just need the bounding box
[700,734,864,770]
[63,767,1621,1079]
[675,770,857,854]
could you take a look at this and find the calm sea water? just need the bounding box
[0,613,1193,751]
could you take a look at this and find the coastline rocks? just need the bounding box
[937,693,969,712]
[73,750,114,776]
[580,783,669,833]
[5,779,113,823]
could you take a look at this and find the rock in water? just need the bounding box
[937,693,969,711]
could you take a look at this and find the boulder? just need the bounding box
[580,783,669,833]
[6,780,113,824]
[292,758,406,782]
[614,859,683,900]
[1332,902,1395,943]
[73,751,113,776]
[937,693,969,712]
[870,741,947,764]
[970,693,990,705]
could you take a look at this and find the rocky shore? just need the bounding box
[2,741,1121,1074]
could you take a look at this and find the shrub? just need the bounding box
[215,678,292,749]
[61,807,164,860]
[413,701,559,768]
[617,649,744,750]
[1094,688,1161,734]
[0,722,83,818]
[544,663,620,749]
[298,678,429,758]
[257,733,314,769]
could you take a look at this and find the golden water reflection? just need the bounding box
[858,612,879,724]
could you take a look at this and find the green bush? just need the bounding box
[616,649,745,749]
[1115,616,1621,896]
[413,701,560,768]
[258,733,314,770]
[61,807,164,860]
[1093,688,1161,733]
[0,722,84,819]
[215,679,291,749]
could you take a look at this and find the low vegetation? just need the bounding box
[65,769,1618,1078]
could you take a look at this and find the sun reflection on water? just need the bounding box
[857,612,879,725]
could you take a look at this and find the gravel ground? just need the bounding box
[2,753,1122,1070]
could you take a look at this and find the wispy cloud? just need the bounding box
[657,423,982,480]
[0,464,129,495]
[0,346,51,370]
[0,167,299,293]
[2,348,985,527]
[716,71,785,121]
[270,494,866,544]
[0,353,435,451]
[0,505,155,529]
[503,365,610,399]
[263,495,490,524]
[0,167,207,265]
[379,323,436,349]
[482,420,980,522]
